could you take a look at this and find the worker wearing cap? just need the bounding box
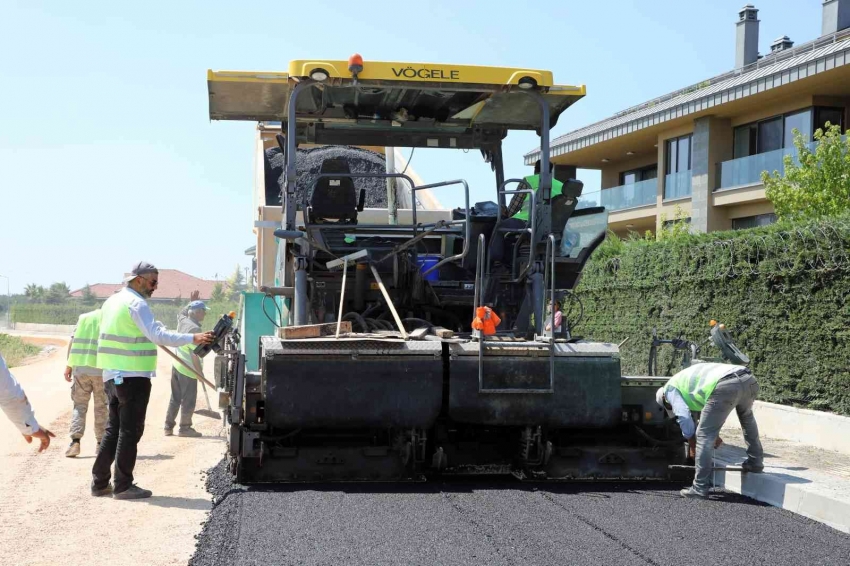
[656,362,764,499]
[91,262,214,500]
[1,352,55,452]
[63,308,107,458]
[164,299,209,437]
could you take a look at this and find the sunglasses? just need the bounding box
[141,276,159,286]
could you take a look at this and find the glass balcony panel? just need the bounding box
[577,179,656,212]
[664,171,692,200]
[718,141,821,190]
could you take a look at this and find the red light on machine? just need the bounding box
[348,53,364,76]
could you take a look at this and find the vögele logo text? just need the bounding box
[391,67,460,80]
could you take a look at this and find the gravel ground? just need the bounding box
[190,460,850,566]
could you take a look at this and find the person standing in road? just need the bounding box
[91,262,214,500]
[63,308,107,457]
[164,299,209,438]
[1,352,55,451]
[656,362,764,499]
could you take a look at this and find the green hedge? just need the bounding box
[12,300,240,332]
[575,215,850,416]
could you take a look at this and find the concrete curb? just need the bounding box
[722,401,850,455]
[712,456,850,534]
[6,322,75,335]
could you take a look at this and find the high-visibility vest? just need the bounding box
[512,175,565,222]
[174,342,199,379]
[663,363,744,411]
[67,309,101,368]
[96,291,157,372]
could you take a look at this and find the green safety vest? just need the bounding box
[67,309,102,368]
[663,363,742,411]
[96,291,157,372]
[512,175,564,222]
[174,341,199,379]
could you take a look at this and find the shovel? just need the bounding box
[158,345,222,419]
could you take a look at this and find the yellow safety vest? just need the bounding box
[68,309,101,368]
[96,291,157,372]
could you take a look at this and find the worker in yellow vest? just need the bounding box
[657,362,764,499]
[90,262,214,500]
[489,159,565,265]
[63,308,106,457]
[164,300,208,437]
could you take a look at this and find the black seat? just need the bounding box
[550,179,584,235]
[309,158,362,224]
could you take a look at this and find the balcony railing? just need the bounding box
[717,141,820,190]
[664,171,692,200]
[576,178,657,212]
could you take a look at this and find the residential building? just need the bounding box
[526,2,850,237]
[69,269,222,303]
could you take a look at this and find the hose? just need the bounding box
[262,294,283,328]
[342,312,370,332]
[402,317,434,330]
[632,424,686,447]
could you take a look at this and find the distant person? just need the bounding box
[490,159,564,265]
[656,362,764,499]
[164,299,209,437]
[91,262,214,500]
[1,352,55,451]
[63,309,107,457]
[544,299,563,334]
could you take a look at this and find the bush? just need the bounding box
[576,215,850,416]
[12,300,240,332]
[0,334,41,367]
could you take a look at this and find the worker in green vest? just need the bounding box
[91,262,214,500]
[63,308,106,458]
[490,159,564,265]
[164,299,208,437]
[656,362,764,499]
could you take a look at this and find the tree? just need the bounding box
[210,282,225,303]
[24,283,45,302]
[81,284,97,305]
[45,282,71,304]
[762,123,850,220]
[225,265,246,301]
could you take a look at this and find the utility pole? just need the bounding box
[0,275,9,329]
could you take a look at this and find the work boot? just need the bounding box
[680,487,708,499]
[91,483,113,497]
[113,485,152,500]
[740,460,764,473]
[65,440,81,458]
[178,427,202,438]
[164,428,173,437]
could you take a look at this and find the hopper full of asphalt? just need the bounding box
[190,460,850,566]
[264,146,396,208]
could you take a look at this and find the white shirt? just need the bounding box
[0,353,40,435]
[102,287,194,383]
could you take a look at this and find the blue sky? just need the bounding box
[0,0,823,293]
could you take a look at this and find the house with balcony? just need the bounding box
[526,1,850,236]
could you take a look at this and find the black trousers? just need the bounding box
[91,377,152,493]
[489,218,527,264]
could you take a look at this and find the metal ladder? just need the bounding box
[473,231,558,394]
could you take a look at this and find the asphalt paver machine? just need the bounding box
[207,57,685,482]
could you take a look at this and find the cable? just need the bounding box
[400,147,415,176]
[402,317,434,330]
[262,294,283,328]
[342,311,370,332]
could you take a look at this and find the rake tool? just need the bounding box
[158,345,222,419]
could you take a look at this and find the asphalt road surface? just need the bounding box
[190,461,850,566]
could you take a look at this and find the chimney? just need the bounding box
[736,5,760,69]
[770,36,794,54]
[822,0,850,35]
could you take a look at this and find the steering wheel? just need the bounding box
[710,323,750,365]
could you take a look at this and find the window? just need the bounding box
[815,107,844,134]
[619,165,657,185]
[732,213,777,230]
[783,110,812,148]
[733,106,845,159]
[757,117,783,153]
[665,136,692,174]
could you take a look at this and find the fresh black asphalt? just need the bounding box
[190,460,850,566]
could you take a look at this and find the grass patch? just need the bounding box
[0,333,42,368]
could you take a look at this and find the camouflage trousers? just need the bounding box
[70,373,108,443]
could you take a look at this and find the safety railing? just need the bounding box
[716,141,821,190]
[664,171,692,200]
